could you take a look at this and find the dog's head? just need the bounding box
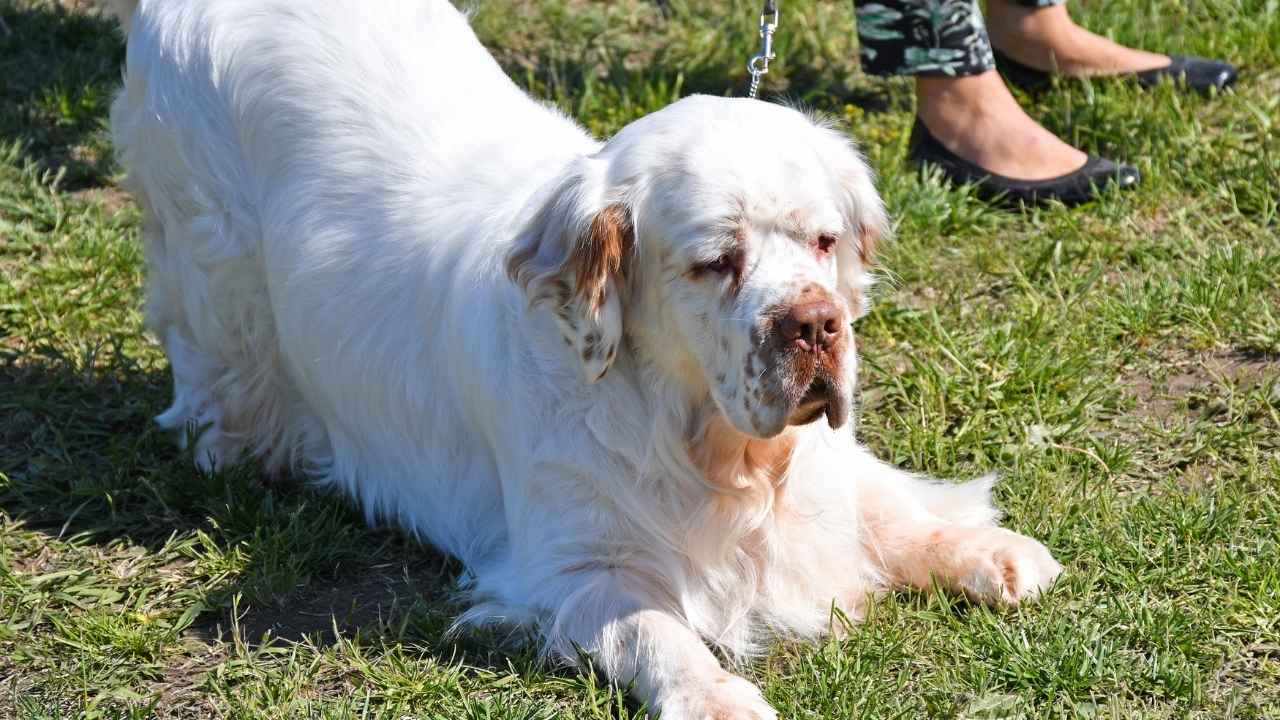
[508,96,887,439]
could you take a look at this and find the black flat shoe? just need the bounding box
[1133,55,1237,92]
[992,48,1054,92]
[907,118,1141,206]
[993,48,1238,94]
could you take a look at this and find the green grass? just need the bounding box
[1,0,1278,717]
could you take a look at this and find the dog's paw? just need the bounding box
[944,526,1063,605]
[659,673,778,720]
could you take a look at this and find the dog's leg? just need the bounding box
[153,325,244,472]
[854,457,1062,605]
[548,584,777,720]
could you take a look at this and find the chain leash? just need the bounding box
[746,0,779,99]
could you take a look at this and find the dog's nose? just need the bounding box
[779,295,842,353]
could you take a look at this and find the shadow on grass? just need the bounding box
[0,2,125,189]
[0,342,539,675]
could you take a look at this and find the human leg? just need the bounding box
[852,0,1135,195]
[985,0,1236,92]
[985,0,1170,76]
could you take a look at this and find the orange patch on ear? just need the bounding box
[572,203,633,311]
[856,222,878,266]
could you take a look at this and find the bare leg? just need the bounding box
[915,71,1087,181]
[985,0,1169,75]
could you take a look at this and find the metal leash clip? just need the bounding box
[746,0,779,99]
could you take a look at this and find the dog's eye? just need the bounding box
[693,252,737,276]
[817,233,839,254]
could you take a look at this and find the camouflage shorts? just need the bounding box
[854,0,1066,76]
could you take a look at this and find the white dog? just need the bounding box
[108,1,1062,716]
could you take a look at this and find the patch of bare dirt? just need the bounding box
[1110,346,1279,491]
[891,284,940,312]
[4,550,41,575]
[1122,347,1277,426]
[1206,641,1280,717]
[191,554,455,646]
[69,185,133,217]
[4,537,58,574]
[51,0,100,13]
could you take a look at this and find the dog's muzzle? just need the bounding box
[767,286,851,430]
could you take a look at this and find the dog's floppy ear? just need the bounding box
[506,157,632,383]
[828,138,889,319]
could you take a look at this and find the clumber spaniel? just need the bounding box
[108,0,1062,716]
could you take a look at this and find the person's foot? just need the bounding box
[912,70,1141,203]
[908,118,1140,205]
[915,71,1086,181]
[984,0,1170,76]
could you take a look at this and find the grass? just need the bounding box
[1,0,1277,717]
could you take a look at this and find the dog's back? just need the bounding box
[110,0,594,560]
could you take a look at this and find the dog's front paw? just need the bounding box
[659,673,778,720]
[943,526,1063,605]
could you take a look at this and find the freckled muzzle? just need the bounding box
[755,285,852,430]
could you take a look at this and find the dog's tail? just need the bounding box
[102,0,139,32]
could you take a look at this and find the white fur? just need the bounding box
[108,1,1062,716]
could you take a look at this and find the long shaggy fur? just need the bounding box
[109,2,1062,718]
